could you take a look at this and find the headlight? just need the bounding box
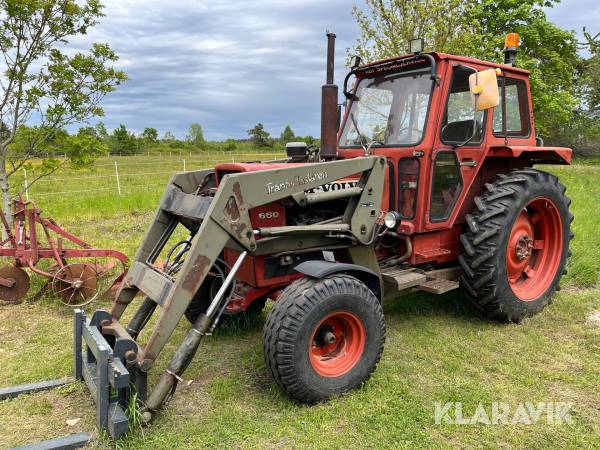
[384,211,401,229]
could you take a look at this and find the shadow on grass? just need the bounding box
[383,288,493,324]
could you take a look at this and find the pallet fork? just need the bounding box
[75,156,386,438]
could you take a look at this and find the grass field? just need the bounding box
[0,155,599,449]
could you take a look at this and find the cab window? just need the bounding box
[440,67,485,145]
[493,78,529,137]
[430,151,462,221]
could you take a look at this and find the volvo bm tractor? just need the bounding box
[73,32,572,437]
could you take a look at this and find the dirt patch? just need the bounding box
[586,310,600,328]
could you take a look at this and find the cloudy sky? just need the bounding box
[71,0,598,141]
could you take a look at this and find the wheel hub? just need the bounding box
[52,263,99,306]
[506,197,563,302]
[309,311,365,378]
[515,235,533,260]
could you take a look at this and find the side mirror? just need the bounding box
[469,69,500,111]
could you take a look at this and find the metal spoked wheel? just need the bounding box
[52,263,101,307]
[0,265,30,303]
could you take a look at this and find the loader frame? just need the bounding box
[78,156,386,437]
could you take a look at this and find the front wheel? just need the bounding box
[459,169,573,323]
[263,274,385,403]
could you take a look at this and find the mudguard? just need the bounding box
[294,260,382,299]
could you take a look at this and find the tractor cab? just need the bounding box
[334,36,571,266]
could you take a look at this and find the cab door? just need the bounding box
[426,64,487,229]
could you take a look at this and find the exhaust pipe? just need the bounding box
[320,32,338,160]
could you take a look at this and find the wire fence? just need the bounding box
[14,151,286,207]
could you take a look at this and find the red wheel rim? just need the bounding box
[309,311,366,377]
[506,197,563,301]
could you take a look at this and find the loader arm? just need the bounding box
[76,155,386,437]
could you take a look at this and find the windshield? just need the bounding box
[339,69,433,147]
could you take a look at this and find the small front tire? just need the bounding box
[263,274,385,403]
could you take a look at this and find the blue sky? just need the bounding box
[71,0,598,141]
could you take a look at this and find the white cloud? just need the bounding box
[66,0,596,139]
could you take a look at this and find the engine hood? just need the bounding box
[214,161,305,182]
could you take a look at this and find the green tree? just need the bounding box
[142,127,158,144]
[464,0,579,142]
[223,138,237,152]
[0,0,126,222]
[247,123,272,148]
[351,0,469,61]
[95,121,109,141]
[553,28,600,155]
[187,123,205,147]
[163,131,176,142]
[109,124,137,155]
[279,125,296,145]
[351,0,579,145]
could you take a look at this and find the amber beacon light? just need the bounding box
[503,32,520,66]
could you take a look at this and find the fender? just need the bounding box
[294,260,382,300]
[488,145,572,165]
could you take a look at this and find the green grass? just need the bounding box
[0,156,599,448]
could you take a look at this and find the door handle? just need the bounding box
[460,159,477,167]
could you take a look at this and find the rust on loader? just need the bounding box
[74,31,573,439]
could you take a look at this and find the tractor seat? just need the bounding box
[441,119,482,143]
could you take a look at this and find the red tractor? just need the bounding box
[75,32,572,437]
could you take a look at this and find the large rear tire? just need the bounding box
[459,169,573,323]
[263,274,385,403]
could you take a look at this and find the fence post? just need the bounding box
[114,161,122,195]
[23,168,29,201]
[183,159,186,172]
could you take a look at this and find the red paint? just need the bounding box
[506,197,563,301]
[249,203,286,231]
[309,311,366,378]
[219,52,573,293]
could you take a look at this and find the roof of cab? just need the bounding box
[359,51,530,76]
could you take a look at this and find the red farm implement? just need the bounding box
[0,195,128,305]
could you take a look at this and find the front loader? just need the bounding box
[75,32,573,438]
[75,154,388,436]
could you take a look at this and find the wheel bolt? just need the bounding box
[323,331,336,344]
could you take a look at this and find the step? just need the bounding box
[381,268,427,291]
[418,278,460,294]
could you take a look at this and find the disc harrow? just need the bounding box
[0,194,128,304]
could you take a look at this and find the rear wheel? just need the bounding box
[459,169,573,323]
[263,274,385,403]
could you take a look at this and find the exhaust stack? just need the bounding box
[320,32,339,160]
